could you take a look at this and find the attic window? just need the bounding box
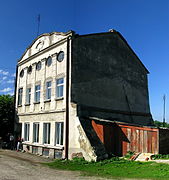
[36,61,41,71]
[20,70,24,78]
[46,57,52,67]
[57,51,64,62]
[27,66,32,74]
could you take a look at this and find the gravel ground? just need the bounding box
[0,150,111,180]
[0,149,151,180]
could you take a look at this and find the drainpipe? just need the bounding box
[65,36,71,159]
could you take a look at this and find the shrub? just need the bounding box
[124,151,135,159]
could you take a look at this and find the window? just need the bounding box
[26,88,31,104]
[18,88,23,106]
[43,123,50,144]
[46,57,52,67]
[46,81,51,100]
[36,61,41,71]
[35,85,40,103]
[20,69,24,78]
[57,51,64,62]
[24,123,30,141]
[56,78,64,98]
[27,66,32,74]
[55,122,64,145]
[33,123,39,143]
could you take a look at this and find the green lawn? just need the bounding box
[45,158,169,179]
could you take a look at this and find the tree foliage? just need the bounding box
[0,95,15,138]
[153,120,169,128]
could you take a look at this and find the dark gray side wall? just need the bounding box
[71,32,153,126]
[159,128,169,154]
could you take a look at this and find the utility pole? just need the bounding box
[37,14,40,37]
[163,94,166,127]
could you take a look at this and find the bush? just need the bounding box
[124,151,135,159]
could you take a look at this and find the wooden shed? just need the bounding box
[91,119,159,156]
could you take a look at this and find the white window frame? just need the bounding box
[26,88,31,104]
[43,123,51,144]
[35,84,40,103]
[55,122,64,146]
[33,123,39,143]
[18,88,23,106]
[56,78,64,98]
[46,81,52,100]
[24,123,30,141]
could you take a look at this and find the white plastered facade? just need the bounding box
[16,31,96,161]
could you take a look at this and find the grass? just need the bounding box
[45,157,169,179]
[151,154,169,160]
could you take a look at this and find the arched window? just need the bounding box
[27,66,32,74]
[46,57,52,67]
[20,69,24,78]
[57,51,64,62]
[36,61,42,71]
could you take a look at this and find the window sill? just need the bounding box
[44,99,51,103]
[43,143,50,146]
[55,144,64,148]
[32,142,39,144]
[43,144,64,150]
[25,103,30,106]
[34,102,40,104]
[23,140,30,143]
[22,142,64,150]
[23,142,39,146]
[55,97,64,101]
[18,105,22,107]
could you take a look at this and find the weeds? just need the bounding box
[151,154,169,160]
[124,151,135,159]
[45,156,169,179]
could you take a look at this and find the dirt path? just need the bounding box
[0,150,111,180]
[0,150,151,180]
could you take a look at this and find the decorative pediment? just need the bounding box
[19,31,73,62]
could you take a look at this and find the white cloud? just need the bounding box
[0,70,9,76]
[6,79,15,84]
[9,91,14,96]
[0,77,10,84]
[2,76,7,80]
[0,87,12,93]
[12,73,16,77]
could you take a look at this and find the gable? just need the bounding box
[75,30,149,74]
[19,31,72,62]
[114,31,149,74]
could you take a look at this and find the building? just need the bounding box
[15,30,155,161]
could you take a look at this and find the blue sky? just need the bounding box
[0,0,168,122]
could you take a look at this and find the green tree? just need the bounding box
[154,120,169,128]
[0,95,15,138]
